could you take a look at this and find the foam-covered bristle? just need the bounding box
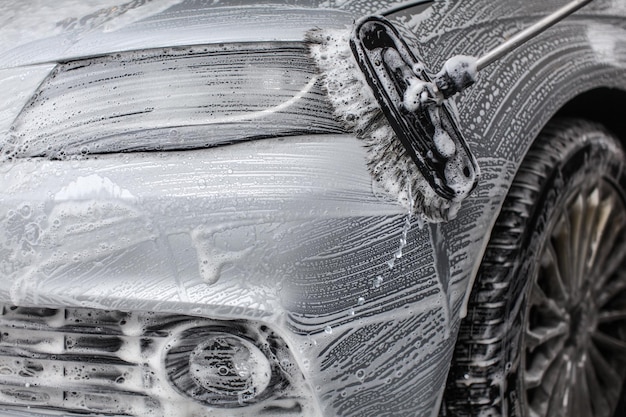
[306,28,461,222]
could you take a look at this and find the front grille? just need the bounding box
[0,306,159,415]
[0,305,309,416]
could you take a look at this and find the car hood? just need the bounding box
[0,0,435,69]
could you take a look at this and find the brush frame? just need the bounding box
[350,16,478,201]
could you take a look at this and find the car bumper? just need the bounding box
[0,134,454,416]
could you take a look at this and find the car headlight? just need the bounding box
[2,42,344,160]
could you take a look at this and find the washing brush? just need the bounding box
[307,0,593,222]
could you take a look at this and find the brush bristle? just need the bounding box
[306,28,461,222]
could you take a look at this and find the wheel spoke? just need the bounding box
[575,187,600,285]
[598,304,626,324]
[528,382,551,416]
[545,354,573,417]
[526,321,568,352]
[541,241,569,304]
[573,361,594,417]
[586,192,616,272]
[593,209,626,290]
[552,214,575,296]
[530,281,568,320]
[525,336,567,388]
[591,331,626,360]
[589,342,623,388]
[527,352,568,416]
[584,357,613,417]
[597,270,626,308]
[568,193,585,295]
[590,341,625,413]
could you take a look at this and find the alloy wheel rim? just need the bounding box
[523,178,626,417]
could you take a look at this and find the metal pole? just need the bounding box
[475,0,594,71]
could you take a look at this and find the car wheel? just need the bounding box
[444,119,626,417]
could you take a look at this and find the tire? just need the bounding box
[443,119,626,417]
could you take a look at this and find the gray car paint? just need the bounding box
[0,0,625,416]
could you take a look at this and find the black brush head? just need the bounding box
[351,16,479,203]
[307,22,478,222]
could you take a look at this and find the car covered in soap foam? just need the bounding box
[1,1,625,416]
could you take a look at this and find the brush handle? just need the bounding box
[436,0,593,98]
[475,0,594,71]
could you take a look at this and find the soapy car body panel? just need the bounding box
[0,0,625,416]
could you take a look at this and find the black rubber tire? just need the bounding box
[443,119,626,417]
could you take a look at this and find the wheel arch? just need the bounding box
[556,87,626,143]
[444,116,626,416]
[456,86,626,320]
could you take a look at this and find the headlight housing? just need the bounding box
[2,42,344,160]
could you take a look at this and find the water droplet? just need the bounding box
[373,276,383,288]
[324,326,333,334]
[19,204,32,218]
